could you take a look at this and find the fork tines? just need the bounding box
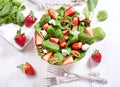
[47,65,63,75]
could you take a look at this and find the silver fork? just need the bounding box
[39,76,83,86]
[47,65,107,85]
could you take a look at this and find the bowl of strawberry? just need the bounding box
[34,6,106,66]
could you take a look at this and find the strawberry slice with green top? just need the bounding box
[14,28,26,47]
[17,62,35,75]
[62,55,74,65]
[48,9,58,19]
[84,27,94,37]
[42,52,53,61]
[64,6,76,16]
[35,32,44,46]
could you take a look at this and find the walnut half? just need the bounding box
[71,50,80,58]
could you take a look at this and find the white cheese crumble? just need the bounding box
[40,30,47,37]
[43,49,48,54]
[61,49,69,56]
[72,29,80,36]
[82,44,90,51]
[49,19,56,25]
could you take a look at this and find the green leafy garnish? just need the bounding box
[83,6,90,18]
[87,0,98,12]
[97,10,108,21]
[93,27,106,41]
[0,0,26,26]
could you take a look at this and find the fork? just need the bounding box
[47,65,107,85]
[39,76,83,86]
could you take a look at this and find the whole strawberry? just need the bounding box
[14,28,26,47]
[17,62,35,75]
[25,10,36,27]
[91,49,102,63]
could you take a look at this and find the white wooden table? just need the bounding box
[0,0,120,87]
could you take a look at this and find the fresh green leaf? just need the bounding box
[78,32,95,44]
[87,0,98,12]
[42,40,60,52]
[57,6,65,16]
[47,26,55,35]
[39,14,51,27]
[54,29,64,38]
[16,10,24,26]
[93,27,106,41]
[67,35,78,46]
[0,1,12,17]
[19,5,26,11]
[97,10,108,21]
[83,6,90,18]
[52,52,64,65]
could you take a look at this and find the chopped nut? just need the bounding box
[62,19,69,25]
[71,50,80,58]
[63,35,69,40]
[59,35,68,43]
[41,14,46,20]
[59,38,65,43]
[83,18,91,26]
[38,46,44,52]
[51,58,58,64]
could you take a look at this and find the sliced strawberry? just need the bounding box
[64,6,76,16]
[42,52,53,61]
[49,37,59,44]
[35,32,44,46]
[59,41,67,48]
[42,23,49,31]
[62,29,70,35]
[62,55,74,65]
[48,9,58,19]
[72,17,79,28]
[72,42,82,50]
[84,28,94,37]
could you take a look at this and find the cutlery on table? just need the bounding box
[47,65,107,85]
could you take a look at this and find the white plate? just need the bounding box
[0,1,42,51]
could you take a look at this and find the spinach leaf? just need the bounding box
[54,29,64,38]
[0,0,25,26]
[47,26,55,35]
[97,10,108,21]
[42,40,60,52]
[50,52,64,65]
[16,10,24,26]
[78,32,95,44]
[19,5,26,11]
[87,0,98,12]
[67,35,78,46]
[39,14,51,27]
[83,6,90,18]
[0,1,12,17]
[57,6,65,16]
[93,27,106,41]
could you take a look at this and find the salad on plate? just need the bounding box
[34,5,106,65]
